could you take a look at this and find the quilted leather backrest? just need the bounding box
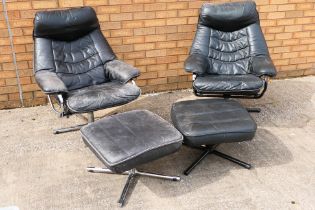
[33,7,116,90]
[190,1,269,75]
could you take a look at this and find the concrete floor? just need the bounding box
[0,76,315,210]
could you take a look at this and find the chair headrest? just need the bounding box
[33,7,99,41]
[199,1,259,32]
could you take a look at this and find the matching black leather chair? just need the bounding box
[185,1,277,100]
[33,7,141,134]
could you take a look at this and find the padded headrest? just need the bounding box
[34,7,99,41]
[199,1,259,32]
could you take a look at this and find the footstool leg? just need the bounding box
[213,150,252,169]
[86,167,129,175]
[53,112,95,134]
[118,169,136,207]
[135,170,181,181]
[246,107,261,113]
[184,149,211,176]
[86,167,181,207]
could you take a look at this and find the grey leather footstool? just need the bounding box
[171,99,256,175]
[80,110,183,207]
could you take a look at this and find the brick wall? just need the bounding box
[0,0,315,109]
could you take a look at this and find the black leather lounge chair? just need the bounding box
[33,7,141,134]
[185,1,277,105]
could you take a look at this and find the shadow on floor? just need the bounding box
[239,80,315,128]
[135,128,292,198]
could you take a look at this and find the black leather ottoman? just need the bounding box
[171,99,256,175]
[81,110,183,206]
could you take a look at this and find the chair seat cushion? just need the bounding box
[66,81,140,113]
[193,74,264,94]
[80,110,183,173]
[171,99,256,146]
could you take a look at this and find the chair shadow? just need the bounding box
[136,128,292,198]
[239,80,315,128]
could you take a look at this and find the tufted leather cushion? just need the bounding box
[171,99,256,146]
[185,1,276,95]
[81,110,183,173]
[66,81,141,113]
[34,7,99,41]
[193,74,264,94]
[189,1,273,75]
[34,7,117,91]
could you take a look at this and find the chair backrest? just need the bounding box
[190,1,269,75]
[33,7,116,91]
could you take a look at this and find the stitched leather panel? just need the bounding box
[81,110,183,173]
[188,1,271,77]
[171,99,256,146]
[193,74,263,93]
[208,27,250,74]
[52,33,107,90]
[66,81,141,113]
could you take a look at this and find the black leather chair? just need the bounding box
[33,7,141,134]
[185,1,277,103]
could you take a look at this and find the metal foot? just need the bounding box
[213,150,251,169]
[184,146,252,176]
[118,169,136,207]
[53,112,95,134]
[184,149,211,176]
[246,107,261,113]
[87,167,180,207]
[53,124,86,134]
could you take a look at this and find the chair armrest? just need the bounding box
[184,54,209,76]
[251,56,277,77]
[105,60,140,84]
[35,71,68,94]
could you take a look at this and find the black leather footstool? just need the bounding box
[171,99,256,175]
[80,110,183,206]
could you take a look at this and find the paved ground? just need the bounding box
[0,76,315,210]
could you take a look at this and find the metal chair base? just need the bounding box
[87,167,181,207]
[53,112,94,134]
[246,107,261,113]
[184,146,251,176]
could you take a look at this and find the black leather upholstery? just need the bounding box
[193,74,264,94]
[185,1,276,96]
[81,110,183,173]
[33,7,140,113]
[105,60,140,84]
[66,82,140,113]
[171,99,256,146]
[34,7,99,41]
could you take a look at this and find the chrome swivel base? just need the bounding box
[53,112,95,134]
[87,167,181,207]
[184,145,252,176]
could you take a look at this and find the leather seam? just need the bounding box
[54,52,99,64]
[208,55,250,63]
[209,45,249,54]
[56,63,103,75]
[181,131,256,138]
[210,35,247,43]
[51,40,58,73]
[193,82,263,93]
[66,85,140,113]
[81,121,183,166]
[89,32,105,66]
